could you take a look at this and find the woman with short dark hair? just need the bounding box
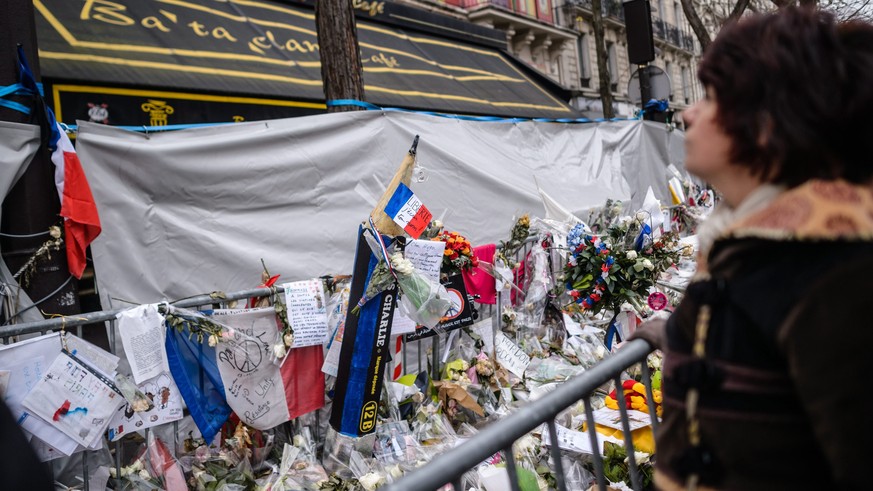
[634,6,873,490]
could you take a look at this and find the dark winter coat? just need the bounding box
[645,180,873,491]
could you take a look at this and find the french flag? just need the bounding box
[17,46,100,279]
[49,122,102,279]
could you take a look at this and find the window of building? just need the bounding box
[607,42,619,92]
[681,66,691,104]
[665,61,674,101]
[578,34,591,88]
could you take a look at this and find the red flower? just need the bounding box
[590,293,601,302]
[570,290,580,298]
[601,263,609,272]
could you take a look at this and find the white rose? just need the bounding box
[636,211,649,222]
[358,472,384,491]
[273,343,287,359]
[208,334,219,347]
[642,259,654,271]
[432,220,443,230]
[626,250,638,260]
[138,469,151,481]
[628,451,651,465]
[283,332,294,347]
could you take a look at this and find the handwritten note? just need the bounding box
[494,332,530,378]
[0,333,82,457]
[212,308,291,430]
[22,352,124,448]
[117,304,169,384]
[592,406,652,431]
[404,239,445,281]
[107,371,183,441]
[283,280,329,348]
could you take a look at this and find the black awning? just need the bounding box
[34,0,576,119]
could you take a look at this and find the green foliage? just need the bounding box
[601,442,654,490]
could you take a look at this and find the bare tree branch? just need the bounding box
[681,0,713,50]
[727,0,753,22]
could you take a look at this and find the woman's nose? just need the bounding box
[683,102,700,129]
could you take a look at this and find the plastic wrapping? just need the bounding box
[396,270,452,331]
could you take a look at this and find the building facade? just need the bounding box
[407,0,703,120]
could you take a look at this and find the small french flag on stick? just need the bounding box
[383,182,432,239]
[49,122,102,279]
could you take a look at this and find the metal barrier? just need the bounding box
[1,286,286,490]
[383,338,657,491]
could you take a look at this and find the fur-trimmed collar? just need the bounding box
[724,179,873,242]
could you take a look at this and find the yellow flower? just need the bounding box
[605,396,619,410]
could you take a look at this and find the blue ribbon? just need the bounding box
[325,99,630,124]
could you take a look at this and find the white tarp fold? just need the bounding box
[74,111,685,307]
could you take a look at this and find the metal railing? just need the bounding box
[384,338,657,491]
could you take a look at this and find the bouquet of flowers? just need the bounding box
[564,218,680,316]
[432,230,479,277]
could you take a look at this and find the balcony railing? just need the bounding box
[568,0,625,22]
[653,17,696,51]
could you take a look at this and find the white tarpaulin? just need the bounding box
[74,111,685,308]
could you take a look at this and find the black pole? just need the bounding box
[1,0,80,318]
[639,64,653,121]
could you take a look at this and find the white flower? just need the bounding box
[627,451,651,465]
[595,346,607,359]
[49,226,62,239]
[390,252,415,276]
[635,211,649,223]
[283,332,294,347]
[138,469,151,481]
[273,343,287,359]
[619,216,633,226]
[388,464,404,480]
[432,220,443,230]
[208,334,219,347]
[358,472,385,491]
[642,259,654,271]
[626,250,638,260]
